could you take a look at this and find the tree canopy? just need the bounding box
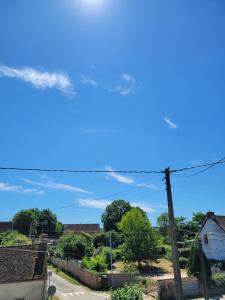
[119,207,157,265]
[101,200,131,231]
[12,208,63,237]
[54,232,93,260]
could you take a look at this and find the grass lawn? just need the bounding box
[48,264,79,286]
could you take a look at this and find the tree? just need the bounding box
[101,200,131,231]
[188,212,206,233]
[0,231,31,246]
[55,232,93,260]
[118,208,157,265]
[157,213,169,243]
[37,209,63,237]
[12,208,63,237]
[13,209,39,235]
[93,230,122,248]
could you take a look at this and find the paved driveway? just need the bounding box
[50,271,110,300]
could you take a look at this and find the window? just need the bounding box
[204,234,208,244]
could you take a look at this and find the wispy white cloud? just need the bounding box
[164,117,178,129]
[78,198,110,209]
[78,198,154,213]
[105,166,161,191]
[105,166,135,184]
[136,183,162,191]
[110,73,141,96]
[0,182,44,195]
[80,75,98,87]
[0,65,74,97]
[22,178,90,194]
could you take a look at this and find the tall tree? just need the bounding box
[118,207,157,265]
[12,208,63,237]
[101,200,131,231]
[13,209,39,235]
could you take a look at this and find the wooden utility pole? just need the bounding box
[165,168,184,300]
[198,239,210,300]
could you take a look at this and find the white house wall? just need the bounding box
[200,219,225,261]
[0,280,46,300]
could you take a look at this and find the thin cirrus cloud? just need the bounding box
[22,178,90,194]
[164,117,178,129]
[78,198,155,213]
[0,182,45,195]
[110,73,141,96]
[105,166,135,184]
[0,65,74,97]
[105,166,160,190]
[80,75,98,87]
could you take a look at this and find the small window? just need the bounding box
[204,234,208,244]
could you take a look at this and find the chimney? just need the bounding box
[207,211,215,219]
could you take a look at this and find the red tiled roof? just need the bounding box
[64,224,100,233]
[0,222,12,233]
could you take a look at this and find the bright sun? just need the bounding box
[83,0,103,5]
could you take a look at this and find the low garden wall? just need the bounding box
[157,277,201,299]
[50,257,135,290]
[157,277,225,299]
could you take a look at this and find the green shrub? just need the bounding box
[210,273,225,288]
[163,245,172,261]
[113,247,123,261]
[179,256,189,269]
[0,231,31,246]
[178,248,191,259]
[111,284,143,300]
[81,255,107,273]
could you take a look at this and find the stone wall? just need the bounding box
[50,257,135,290]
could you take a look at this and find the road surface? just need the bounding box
[49,271,110,300]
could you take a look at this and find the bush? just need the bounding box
[163,245,172,261]
[210,273,225,288]
[81,256,107,273]
[111,284,143,300]
[54,232,93,260]
[178,248,191,259]
[0,231,31,246]
[179,257,189,269]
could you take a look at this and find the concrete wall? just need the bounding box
[51,257,135,290]
[0,280,46,300]
[157,278,201,299]
[200,219,225,260]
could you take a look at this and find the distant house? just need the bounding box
[200,212,225,261]
[0,221,13,233]
[64,223,100,235]
[0,242,47,300]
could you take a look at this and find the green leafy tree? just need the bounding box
[188,242,211,280]
[118,208,157,265]
[55,232,93,260]
[188,212,206,233]
[93,230,122,248]
[37,209,63,237]
[12,209,39,235]
[0,231,31,246]
[12,208,63,237]
[111,284,143,300]
[101,200,131,231]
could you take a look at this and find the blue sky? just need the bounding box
[0,0,225,226]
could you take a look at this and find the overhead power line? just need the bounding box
[0,156,225,175]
